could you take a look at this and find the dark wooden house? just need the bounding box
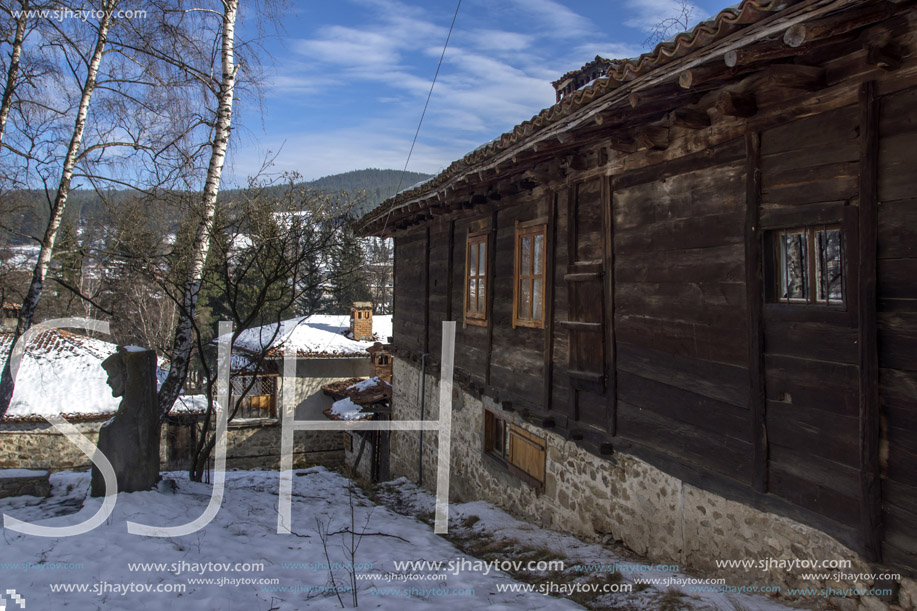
[359,0,917,597]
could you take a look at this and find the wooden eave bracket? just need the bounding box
[666,107,711,129]
[634,125,670,151]
[716,90,758,117]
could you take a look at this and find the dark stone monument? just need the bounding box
[90,347,160,497]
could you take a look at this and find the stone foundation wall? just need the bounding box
[390,358,915,611]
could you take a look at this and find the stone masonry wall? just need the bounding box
[390,358,915,611]
[0,420,345,473]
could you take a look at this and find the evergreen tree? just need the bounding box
[326,223,371,314]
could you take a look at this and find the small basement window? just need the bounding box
[465,232,488,324]
[484,410,546,487]
[773,225,844,305]
[514,223,547,328]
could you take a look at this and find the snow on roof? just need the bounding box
[0,329,208,421]
[223,314,393,359]
[0,328,120,420]
[326,397,371,421]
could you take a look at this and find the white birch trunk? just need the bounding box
[0,0,118,418]
[0,0,29,147]
[157,0,239,417]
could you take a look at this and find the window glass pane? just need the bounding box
[469,242,477,276]
[477,279,485,312]
[468,278,476,313]
[534,234,544,276]
[521,236,532,276]
[478,243,486,278]
[780,232,808,301]
[520,279,532,319]
[533,278,543,321]
[816,228,843,303]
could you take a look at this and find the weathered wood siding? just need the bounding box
[388,4,917,569]
[877,84,917,572]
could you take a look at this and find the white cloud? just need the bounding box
[623,0,703,33]
[504,0,594,37]
[462,29,533,52]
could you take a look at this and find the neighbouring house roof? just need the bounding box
[358,0,860,235]
[0,328,207,422]
[323,376,392,421]
[224,314,394,360]
[0,328,120,421]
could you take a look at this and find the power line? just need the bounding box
[381,0,462,235]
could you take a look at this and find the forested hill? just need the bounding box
[0,168,432,246]
[307,169,431,216]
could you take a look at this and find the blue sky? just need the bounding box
[227,0,728,184]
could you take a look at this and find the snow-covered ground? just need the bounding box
[0,469,798,610]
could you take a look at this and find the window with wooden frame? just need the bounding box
[771,225,844,306]
[464,232,488,324]
[513,222,548,328]
[484,410,546,488]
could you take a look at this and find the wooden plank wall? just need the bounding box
[877,84,917,572]
[611,140,754,485]
[757,103,863,531]
[490,193,550,407]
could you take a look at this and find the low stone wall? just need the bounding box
[390,359,915,611]
[225,420,345,470]
[0,469,50,498]
[0,419,345,473]
[0,421,107,471]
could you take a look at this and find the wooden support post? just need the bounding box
[717,91,757,117]
[484,210,498,386]
[666,107,711,130]
[543,191,557,414]
[745,131,767,494]
[423,226,431,354]
[603,175,616,437]
[857,80,882,562]
[446,220,454,322]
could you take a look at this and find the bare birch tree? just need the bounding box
[0,0,118,417]
[156,0,240,418]
[0,0,31,147]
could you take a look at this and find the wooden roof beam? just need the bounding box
[678,63,739,89]
[783,2,896,48]
[762,64,826,91]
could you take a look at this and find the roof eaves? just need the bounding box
[358,0,838,234]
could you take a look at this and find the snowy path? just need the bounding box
[0,469,802,610]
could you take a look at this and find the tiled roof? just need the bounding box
[359,0,803,232]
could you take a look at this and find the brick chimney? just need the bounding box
[350,302,374,341]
